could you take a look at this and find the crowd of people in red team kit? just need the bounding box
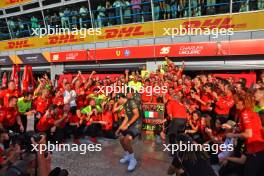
[0,57,263,176]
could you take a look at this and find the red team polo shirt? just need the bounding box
[0,107,19,128]
[239,109,264,154]
[214,95,234,115]
[34,96,50,114]
[0,89,20,107]
[37,114,55,132]
[167,100,188,119]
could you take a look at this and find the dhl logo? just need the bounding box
[5,0,28,5]
[45,35,84,45]
[99,26,152,39]
[182,17,247,29]
[5,40,33,49]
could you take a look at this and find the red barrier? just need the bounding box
[213,73,256,88]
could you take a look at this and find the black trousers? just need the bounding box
[84,124,102,138]
[20,114,27,132]
[219,160,244,176]
[244,150,264,176]
[168,118,187,145]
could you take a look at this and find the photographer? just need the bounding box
[0,129,22,171]
[31,135,68,176]
[167,134,217,176]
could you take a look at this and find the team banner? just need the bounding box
[0,0,32,8]
[0,56,13,65]
[1,11,264,51]
[87,39,264,60]
[50,50,89,62]
[142,103,165,131]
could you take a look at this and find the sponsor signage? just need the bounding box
[0,56,13,65]
[88,39,264,60]
[1,11,264,51]
[50,50,88,62]
[88,46,155,60]
[0,0,32,8]
[18,53,48,64]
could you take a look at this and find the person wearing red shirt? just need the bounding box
[226,93,264,176]
[185,110,203,143]
[166,94,189,146]
[0,96,24,133]
[37,105,67,141]
[213,85,235,123]
[194,83,214,116]
[52,91,64,107]
[0,81,20,107]
[101,101,116,139]
[141,79,152,103]
[53,106,67,143]
[34,89,50,115]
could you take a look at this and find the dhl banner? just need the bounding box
[0,0,32,8]
[1,11,264,52]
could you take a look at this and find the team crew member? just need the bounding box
[17,92,34,132]
[116,93,140,172]
[166,94,189,145]
[226,93,264,176]
[0,81,20,107]
[0,96,24,133]
[37,105,67,141]
[213,84,235,123]
[254,88,264,126]
[63,83,77,114]
[81,99,103,143]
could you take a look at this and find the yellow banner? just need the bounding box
[0,0,32,8]
[0,11,263,52]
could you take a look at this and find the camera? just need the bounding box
[9,131,43,152]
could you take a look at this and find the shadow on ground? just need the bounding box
[51,138,171,176]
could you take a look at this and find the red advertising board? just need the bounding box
[213,73,256,88]
[88,45,155,60]
[49,39,264,62]
[50,50,88,62]
[155,42,218,57]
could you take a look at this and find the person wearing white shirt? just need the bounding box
[63,83,77,114]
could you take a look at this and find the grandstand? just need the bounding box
[0,0,264,80]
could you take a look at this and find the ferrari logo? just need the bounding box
[116,50,121,56]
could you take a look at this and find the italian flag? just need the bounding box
[144,111,160,118]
